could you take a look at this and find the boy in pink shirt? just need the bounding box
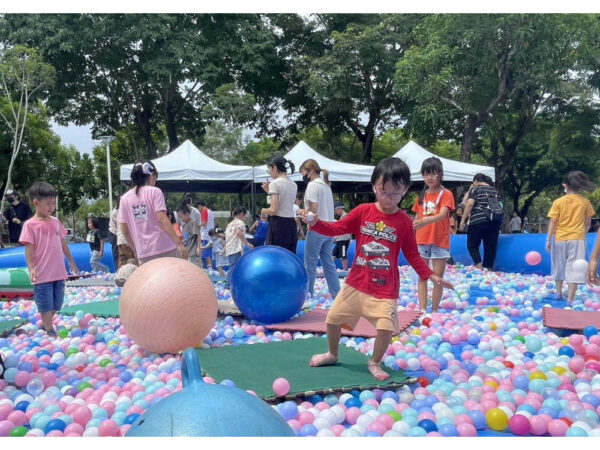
[19,182,79,336]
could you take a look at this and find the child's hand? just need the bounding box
[587,260,599,286]
[302,211,318,225]
[413,218,426,230]
[70,264,79,275]
[545,240,551,253]
[29,268,37,283]
[429,274,454,290]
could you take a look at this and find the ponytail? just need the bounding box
[131,161,158,194]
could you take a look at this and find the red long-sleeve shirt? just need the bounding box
[310,203,433,299]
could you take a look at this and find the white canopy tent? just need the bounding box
[253,140,375,192]
[119,139,255,193]
[393,140,496,183]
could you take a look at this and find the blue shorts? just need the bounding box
[33,280,65,313]
[418,244,450,260]
[201,240,212,259]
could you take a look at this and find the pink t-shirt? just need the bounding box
[19,216,68,284]
[118,185,175,259]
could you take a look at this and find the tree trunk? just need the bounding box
[164,84,180,151]
[460,114,478,162]
[361,128,375,164]
[134,108,157,159]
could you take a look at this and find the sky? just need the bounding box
[52,122,98,155]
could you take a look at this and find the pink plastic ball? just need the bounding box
[508,414,531,436]
[120,258,218,354]
[457,422,477,437]
[345,407,362,425]
[72,406,92,426]
[529,415,548,435]
[98,419,119,437]
[297,411,314,425]
[547,419,568,436]
[272,377,291,397]
[7,410,27,427]
[569,356,586,373]
[525,251,542,266]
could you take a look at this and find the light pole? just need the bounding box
[98,136,114,213]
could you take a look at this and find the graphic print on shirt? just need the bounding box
[358,220,397,287]
[132,203,148,222]
[423,199,438,216]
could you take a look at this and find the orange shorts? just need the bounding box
[325,284,399,334]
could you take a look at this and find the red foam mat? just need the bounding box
[542,307,600,331]
[266,309,422,337]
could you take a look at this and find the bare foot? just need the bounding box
[368,360,390,381]
[310,352,338,367]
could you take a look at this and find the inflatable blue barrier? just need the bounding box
[294,232,600,276]
[0,243,115,273]
[2,233,598,276]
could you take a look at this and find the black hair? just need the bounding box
[371,157,411,191]
[208,229,217,237]
[232,206,247,217]
[418,157,444,205]
[563,170,596,193]
[88,216,100,229]
[473,173,494,185]
[131,161,158,195]
[267,154,295,174]
[177,204,191,215]
[196,200,207,207]
[29,181,57,202]
[166,209,176,224]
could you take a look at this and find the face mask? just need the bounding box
[7,197,15,203]
[302,174,310,184]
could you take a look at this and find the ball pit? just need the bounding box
[1,264,600,436]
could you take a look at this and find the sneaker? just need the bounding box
[47,330,57,337]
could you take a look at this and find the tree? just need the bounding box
[395,14,591,162]
[275,14,421,163]
[0,45,55,213]
[0,14,286,158]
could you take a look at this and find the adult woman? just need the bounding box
[299,159,340,300]
[261,155,298,254]
[459,173,501,270]
[118,161,188,264]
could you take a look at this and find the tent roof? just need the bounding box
[253,141,375,192]
[393,140,496,183]
[119,140,255,193]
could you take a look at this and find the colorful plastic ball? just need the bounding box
[508,414,530,436]
[272,378,291,397]
[485,408,508,431]
[9,426,28,437]
[583,326,598,339]
[231,246,308,324]
[558,346,575,357]
[44,418,67,434]
[525,251,542,266]
[278,401,298,421]
[57,329,69,339]
[572,259,588,274]
[120,258,218,354]
[26,378,44,396]
[417,419,437,433]
[547,419,569,436]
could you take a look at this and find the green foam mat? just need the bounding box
[196,338,413,402]
[60,299,120,317]
[0,319,27,336]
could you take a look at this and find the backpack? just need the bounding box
[484,190,504,223]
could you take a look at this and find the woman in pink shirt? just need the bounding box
[118,161,188,264]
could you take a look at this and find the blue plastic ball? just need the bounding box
[231,246,308,324]
[558,346,575,357]
[44,419,67,434]
[278,401,298,421]
[583,326,598,339]
[418,419,437,433]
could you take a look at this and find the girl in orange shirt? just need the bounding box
[412,157,455,313]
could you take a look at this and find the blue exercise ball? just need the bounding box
[231,245,308,324]
[126,348,294,436]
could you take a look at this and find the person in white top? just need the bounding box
[108,206,119,271]
[299,159,340,299]
[261,154,298,254]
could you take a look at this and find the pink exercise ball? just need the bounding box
[120,257,218,354]
[525,251,542,266]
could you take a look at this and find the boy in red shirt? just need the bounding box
[20,182,79,336]
[304,157,453,380]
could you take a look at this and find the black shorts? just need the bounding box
[332,240,350,259]
[265,215,298,254]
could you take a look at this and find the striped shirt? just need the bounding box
[468,186,500,225]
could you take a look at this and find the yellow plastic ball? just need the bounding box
[485,408,509,431]
[529,371,547,381]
